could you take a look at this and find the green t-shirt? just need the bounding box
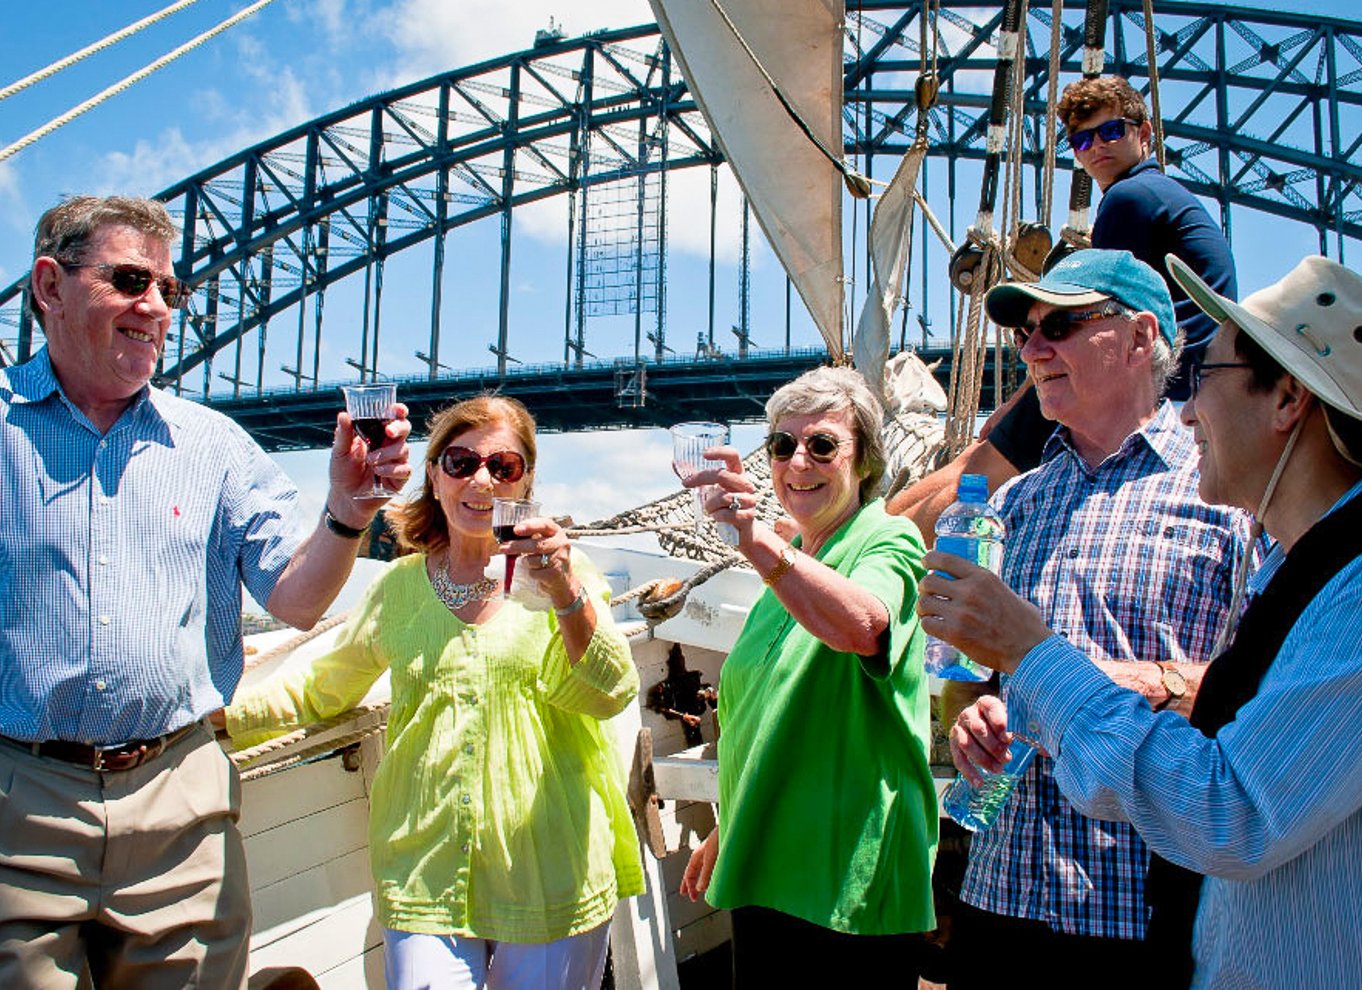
[707,499,937,935]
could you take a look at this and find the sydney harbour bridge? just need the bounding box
[1,0,1360,451]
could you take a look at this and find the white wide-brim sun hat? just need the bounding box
[1167,253,1362,419]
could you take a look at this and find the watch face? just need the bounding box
[1162,666,1188,696]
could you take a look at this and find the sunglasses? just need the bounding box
[60,261,193,310]
[1068,117,1138,153]
[765,431,855,463]
[438,446,527,483]
[1189,362,1253,399]
[1010,302,1131,349]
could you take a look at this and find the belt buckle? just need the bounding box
[93,742,148,772]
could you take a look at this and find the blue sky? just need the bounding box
[2,0,1357,609]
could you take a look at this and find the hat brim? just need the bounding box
[985,282,1110,328]
[1167,254,1362,418]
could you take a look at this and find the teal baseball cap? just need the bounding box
[986,249,1178,345]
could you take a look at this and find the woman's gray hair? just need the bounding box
[765,365,886,503]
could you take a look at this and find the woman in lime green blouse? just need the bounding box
[227,395,643,990]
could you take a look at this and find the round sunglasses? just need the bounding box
[1068,117,1138,153]
[59,260,193,310]
[765,431,855,463]
[438,446,527,483]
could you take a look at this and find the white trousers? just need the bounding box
[383,924,611,990]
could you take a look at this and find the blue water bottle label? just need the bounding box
[934,534,979,574]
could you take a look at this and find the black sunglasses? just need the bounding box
[60,261,193,310]
[1189,362,1253,399]
[1068,117,1138,153]
[438,446,527,483]
[1010,303,1131,349]
[765,431,855,463]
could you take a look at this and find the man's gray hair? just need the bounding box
[1151,325,1185,394]
[29,196,178,327]
[765,365,886,503]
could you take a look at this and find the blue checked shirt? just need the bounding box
[1009,480,1362,988]
[960,400,1252,940]
[1,350,307,744]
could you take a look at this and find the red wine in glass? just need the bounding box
[352,417,392,449]
[342,383,398,499]
[491,498,540,597]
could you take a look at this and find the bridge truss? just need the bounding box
[0,1,1359,448]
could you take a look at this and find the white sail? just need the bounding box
[648,0,846,359]
[853,147,926,398]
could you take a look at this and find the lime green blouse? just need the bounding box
[227,550,644,941]
[706,500,938,935]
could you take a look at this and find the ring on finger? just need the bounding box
[729,495,742,512]
[539,553,552,568]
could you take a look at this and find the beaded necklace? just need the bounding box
[430,557,499,611]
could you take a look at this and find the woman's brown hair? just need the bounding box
[386,394,537,554]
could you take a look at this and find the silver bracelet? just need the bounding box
[554,588,588,618]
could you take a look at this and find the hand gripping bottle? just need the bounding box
[942,732,1038,831]
[923,473,1004,682]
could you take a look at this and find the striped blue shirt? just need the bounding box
[1,350,307,744]
[961,400,1252,940]
[1009,480,1362,988]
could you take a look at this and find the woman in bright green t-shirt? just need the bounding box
[679,366,937,986]
[227,396,642,990]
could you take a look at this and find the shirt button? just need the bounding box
[98,615,111,625]
[461,794,472,805]
[99,496,110,505]
[462,842,471,854]
[468,694,478,705]
[1067,547,1079,558]
[464,744,475,756]
[98,554,109,566]
[94,680,107,691]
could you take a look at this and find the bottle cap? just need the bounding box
[958,473,989,502]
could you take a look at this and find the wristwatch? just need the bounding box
[1153,661,1188,712]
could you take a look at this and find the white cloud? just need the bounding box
[98,66,313,196]
[376,0,653,87]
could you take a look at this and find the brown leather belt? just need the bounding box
[0,721,200,772]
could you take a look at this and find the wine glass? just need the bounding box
[670,421,738,545]
[342,383,398,499]
[492,497,541,597]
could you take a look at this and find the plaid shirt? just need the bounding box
[960,400,1252,940]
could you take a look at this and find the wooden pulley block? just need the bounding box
[949,242,987,294]
[1010,221,1053,275]
[915,72,939,111]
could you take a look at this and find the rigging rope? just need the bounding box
[703,0,872,198]
[0,0,278,165]
[1143,0,1167,168]
[1041,0,1064,227]
[0,0,202,104]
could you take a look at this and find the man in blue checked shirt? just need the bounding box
[923,250,1252,990]
[921,252,1362,989]
[0,195,412,989]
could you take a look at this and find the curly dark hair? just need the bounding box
[1055,76,1148,132]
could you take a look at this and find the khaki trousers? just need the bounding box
[0,723,250,989]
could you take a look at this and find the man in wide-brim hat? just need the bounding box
[918,253,1362,989]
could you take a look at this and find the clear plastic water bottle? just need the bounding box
[923,473,1005,681]
[942,736,1038,832]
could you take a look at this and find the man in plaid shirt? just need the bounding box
[937,250,1252,989]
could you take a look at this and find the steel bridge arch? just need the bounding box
[2,0,1360,415]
